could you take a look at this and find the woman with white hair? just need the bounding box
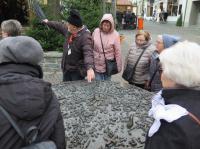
[145,41,200,149]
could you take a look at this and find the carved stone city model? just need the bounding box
[53,81,153,149]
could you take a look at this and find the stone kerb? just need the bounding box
[42,51,62,73]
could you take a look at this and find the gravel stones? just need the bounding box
[52,81,153,149]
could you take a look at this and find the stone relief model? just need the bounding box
[53,81,153,149]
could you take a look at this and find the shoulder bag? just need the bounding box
[0,105,57,149]
[122,47,147,82]
[100,31,118,76]
[188,112,200,126]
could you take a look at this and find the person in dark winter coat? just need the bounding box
[43,9,95,82]
[145,41,200,149]
[0,36,66,149]
[148,34,179,92]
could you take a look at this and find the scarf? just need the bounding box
[68,33,77,44]
[148,90,188,137]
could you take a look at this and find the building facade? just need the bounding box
[134,0,200,26]
[183,0,200,26]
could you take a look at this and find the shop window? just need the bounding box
[167,0,178,16]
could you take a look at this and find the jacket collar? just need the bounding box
[162,88,200,109]
[67,26,90,38]
[0,62,43,78]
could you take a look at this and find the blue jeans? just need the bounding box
[63,71,85,82]
[95,72,111,81]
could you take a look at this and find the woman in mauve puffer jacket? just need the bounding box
[92,13,122,81]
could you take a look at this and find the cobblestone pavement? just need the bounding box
[44,21,200,85]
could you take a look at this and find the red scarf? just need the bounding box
[68,33,77,44]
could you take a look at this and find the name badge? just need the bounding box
[68,49,71,55]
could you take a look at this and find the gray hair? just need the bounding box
[159,41,200,87]
[1,19,22,36]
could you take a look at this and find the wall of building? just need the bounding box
[151,0,182,22]
[197,9,200,25]
[196,1,200,25]
[184,0,200,27]
[190,2,198,25]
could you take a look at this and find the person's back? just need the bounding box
[145,41,200,149]
[0,36,66,149]
[125,11,132,24]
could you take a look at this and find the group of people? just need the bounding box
[152,9,168,23]
[117,10,137,30]
[0,8,200,149]
[43,10,122,82]
[123,30,180,92]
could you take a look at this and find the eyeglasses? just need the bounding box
[136,39,146,42]
[156,40,163,44]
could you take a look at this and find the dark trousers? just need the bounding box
[63,71,85,82]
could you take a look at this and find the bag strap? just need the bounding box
[149,64,160,88]
[188,112,200,126]
[129,46,148,81]
[0,105,25,139]
[0,105,38,144]
[132,47,147,71]
[124,46,147,83]
[99,30,115,62]
[99,31,106,62]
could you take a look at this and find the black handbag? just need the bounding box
[100,31,118,76]
[0,105,57,149]
[122,47,147,82]
[122,64,134,82]
[105,58,118,76]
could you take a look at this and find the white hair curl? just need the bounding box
[159,41,200,87]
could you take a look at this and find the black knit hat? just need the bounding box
[67,9,83,27]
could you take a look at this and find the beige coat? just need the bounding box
[124,43,155,84]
